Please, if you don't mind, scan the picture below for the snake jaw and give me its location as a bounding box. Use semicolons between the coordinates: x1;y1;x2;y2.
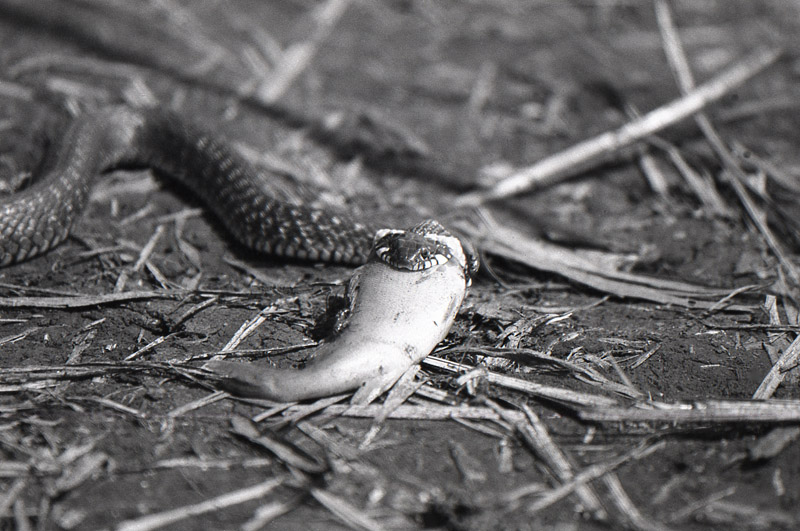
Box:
372;227;456;272
371;220;477;285
373;237;451;271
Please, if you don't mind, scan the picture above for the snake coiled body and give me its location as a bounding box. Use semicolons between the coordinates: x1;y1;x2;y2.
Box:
0;107;376;266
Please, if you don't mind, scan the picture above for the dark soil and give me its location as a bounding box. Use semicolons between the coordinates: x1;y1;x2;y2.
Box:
1;2;798;530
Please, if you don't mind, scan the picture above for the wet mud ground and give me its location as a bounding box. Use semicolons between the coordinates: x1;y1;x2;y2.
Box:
0;1;799;530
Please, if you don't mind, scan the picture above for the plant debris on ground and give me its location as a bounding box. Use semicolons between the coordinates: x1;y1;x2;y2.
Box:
0;1;799;530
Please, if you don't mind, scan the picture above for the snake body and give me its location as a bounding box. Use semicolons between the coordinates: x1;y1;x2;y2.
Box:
0;106;376;266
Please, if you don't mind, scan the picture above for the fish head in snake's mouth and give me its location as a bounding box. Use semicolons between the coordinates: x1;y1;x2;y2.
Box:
371;219;478;283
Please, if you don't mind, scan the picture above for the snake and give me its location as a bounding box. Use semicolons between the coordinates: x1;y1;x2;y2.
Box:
0;106;377;267
1;106;477;400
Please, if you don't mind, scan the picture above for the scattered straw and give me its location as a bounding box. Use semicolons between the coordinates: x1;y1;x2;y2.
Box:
215;297;299;354
455;47;780;206
461;218;757;310
425;356;620;408
578;398;800;423
167;390;229;418
752;335;800;399
310;487;384;531
282;402;527;423
485;399;606;518
654;0;799;290
505;441;664;513
231;416;327;474
115;477;286;531
0;290;184;309
249;0;353;104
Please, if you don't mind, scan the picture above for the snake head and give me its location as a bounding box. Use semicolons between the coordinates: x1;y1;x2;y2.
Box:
372;229;452;271
372;219;479;283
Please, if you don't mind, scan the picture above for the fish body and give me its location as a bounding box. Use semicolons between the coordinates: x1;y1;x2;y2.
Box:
204;222;471;403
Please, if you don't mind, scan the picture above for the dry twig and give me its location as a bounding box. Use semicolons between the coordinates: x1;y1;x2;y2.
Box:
115;477;287;531
424;356;620;407
578;398;800;423
461;217;758;310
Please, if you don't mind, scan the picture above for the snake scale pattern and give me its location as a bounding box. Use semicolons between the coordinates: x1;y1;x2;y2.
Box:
0;106;377;267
